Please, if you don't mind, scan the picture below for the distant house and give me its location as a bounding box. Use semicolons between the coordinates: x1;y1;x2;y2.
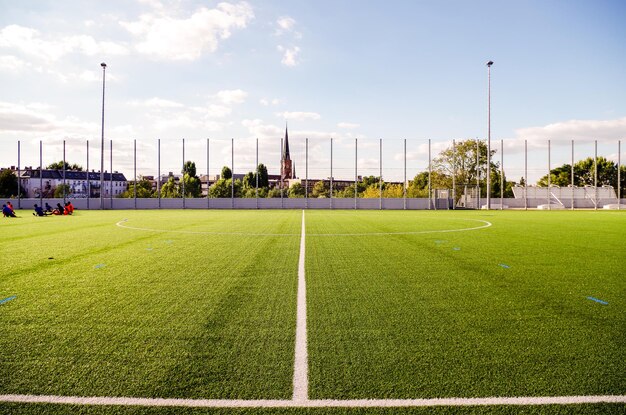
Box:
19;168;127;198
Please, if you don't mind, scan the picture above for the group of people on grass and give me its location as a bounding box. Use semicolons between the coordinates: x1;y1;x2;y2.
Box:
33;202;75;216
2;201;76;218
2;201;16;217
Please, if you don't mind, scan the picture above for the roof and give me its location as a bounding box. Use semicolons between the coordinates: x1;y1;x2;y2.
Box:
20;169;127;181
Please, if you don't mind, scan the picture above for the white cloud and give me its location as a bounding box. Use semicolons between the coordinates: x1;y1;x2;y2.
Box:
276;111;320;121
215;89;247;105
129;97;185;108
0;101;96;134
0;55;27;72
0;24;129;62
202;104;232;118
260;97;281;106
120;2;254;61
338;122;360;129
277;45;300;66
275;16;296;35
511;117;626;143
242;118;282;139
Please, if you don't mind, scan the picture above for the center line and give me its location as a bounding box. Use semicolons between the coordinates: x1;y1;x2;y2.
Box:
293;210;308;402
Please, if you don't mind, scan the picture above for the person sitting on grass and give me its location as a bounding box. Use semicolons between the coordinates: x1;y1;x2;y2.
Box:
2;204;16;218
7;201;14;213
65;201;74;215
44;202;53;213
52;203;64;215
33;204;48;217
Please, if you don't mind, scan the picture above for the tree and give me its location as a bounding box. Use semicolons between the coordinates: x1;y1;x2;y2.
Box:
242;172;256;189
221;166;232;180
311;180;328;198
121;178;154;198
209;178;242;198
0;170;18;197
209;179;230;198
183;161;197;177
256;164;269;188
288;182;305;198
160;176;180;198
537;157;623;190
47;161;83;171
383;183;404;198
432;139;505;200
361;184;380;198
54;183;70;198
267;187;282;198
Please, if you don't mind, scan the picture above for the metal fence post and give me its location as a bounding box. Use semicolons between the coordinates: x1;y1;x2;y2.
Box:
403;138;407;210
330;138;333;209
87;140;90;209
158;138;161;209
571;140;574;210
17;141;21;209
182;138;186;209
354;138;358;210
379;138;382;210
524;139;527;210
594;139;598;210
428;139;431;210
134;139;137;209
548;139;551;211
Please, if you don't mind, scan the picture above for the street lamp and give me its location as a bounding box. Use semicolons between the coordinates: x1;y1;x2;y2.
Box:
100;62;106;209
486;60;493;210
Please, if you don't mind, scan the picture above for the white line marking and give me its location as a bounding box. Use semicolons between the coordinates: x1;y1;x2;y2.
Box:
0;394;624;408
115;219;492;237
293;210;308;402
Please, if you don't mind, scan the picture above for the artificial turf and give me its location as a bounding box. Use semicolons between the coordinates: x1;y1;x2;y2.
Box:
1;208;625;415
0;210;301;399
306;210;626;399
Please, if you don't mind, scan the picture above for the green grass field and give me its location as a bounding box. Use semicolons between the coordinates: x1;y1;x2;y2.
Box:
0;209;624;414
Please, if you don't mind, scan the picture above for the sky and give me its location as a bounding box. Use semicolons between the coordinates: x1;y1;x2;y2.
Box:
1;0;625;183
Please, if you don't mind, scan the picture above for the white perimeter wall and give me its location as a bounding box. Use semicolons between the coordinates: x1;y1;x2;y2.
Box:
6;198;626;210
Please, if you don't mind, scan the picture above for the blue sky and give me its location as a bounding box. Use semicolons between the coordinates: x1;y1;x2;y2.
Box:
1;0;625;181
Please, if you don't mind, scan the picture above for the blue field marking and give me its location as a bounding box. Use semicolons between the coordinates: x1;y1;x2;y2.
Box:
94;264;106;269
586;296;608;305
0;296;16;305
499;264;510;269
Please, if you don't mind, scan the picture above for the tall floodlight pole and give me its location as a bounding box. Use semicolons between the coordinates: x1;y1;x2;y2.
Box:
500;139;504;210
486;60;493;210
379;138;382;210
100;62;106;209
428;139;432;210
231;138;234;208
157;139;161;209
39;141;43;206
207;138;210;209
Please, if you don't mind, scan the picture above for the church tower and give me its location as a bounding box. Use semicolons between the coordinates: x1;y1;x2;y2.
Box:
280;124;293;187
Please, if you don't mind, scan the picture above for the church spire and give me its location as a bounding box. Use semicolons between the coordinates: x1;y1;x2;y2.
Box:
283;122;290;160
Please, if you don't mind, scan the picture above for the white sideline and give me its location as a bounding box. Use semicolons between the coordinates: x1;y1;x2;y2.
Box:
1;394;624;408
293;210;308;401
